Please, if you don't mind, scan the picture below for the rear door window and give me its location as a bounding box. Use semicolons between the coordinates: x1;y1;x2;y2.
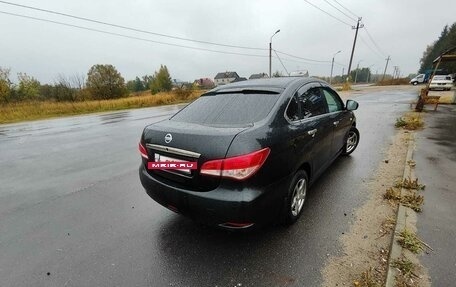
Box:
296;87;327;118
171;92;281;126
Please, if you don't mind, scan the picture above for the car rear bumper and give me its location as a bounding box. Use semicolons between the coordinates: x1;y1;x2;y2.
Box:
139;164;292;227
429;83;453;90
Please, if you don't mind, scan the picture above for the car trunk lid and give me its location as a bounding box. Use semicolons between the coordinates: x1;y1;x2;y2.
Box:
142;120;250;191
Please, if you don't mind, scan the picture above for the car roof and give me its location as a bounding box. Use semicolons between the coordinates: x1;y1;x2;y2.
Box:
209;77;325;93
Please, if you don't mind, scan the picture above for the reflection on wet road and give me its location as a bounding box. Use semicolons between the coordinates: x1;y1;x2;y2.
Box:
0;89;416;287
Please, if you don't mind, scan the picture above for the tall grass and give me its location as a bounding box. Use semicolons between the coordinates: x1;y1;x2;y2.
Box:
0;90;203;124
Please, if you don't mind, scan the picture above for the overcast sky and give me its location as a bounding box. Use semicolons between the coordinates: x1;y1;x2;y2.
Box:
1;0;455;84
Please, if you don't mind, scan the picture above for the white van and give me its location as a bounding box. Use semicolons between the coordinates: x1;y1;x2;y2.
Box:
410;74;425;85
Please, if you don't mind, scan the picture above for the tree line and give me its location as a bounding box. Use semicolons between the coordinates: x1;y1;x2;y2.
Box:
420;22;456;73
0;64;173;103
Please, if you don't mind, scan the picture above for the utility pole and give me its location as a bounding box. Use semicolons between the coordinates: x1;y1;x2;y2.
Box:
269;29;280;77
329;50;341;84
393;66;398;79
347;17;364;81
342;67;345;81
382;56;391;81
354;60;362;84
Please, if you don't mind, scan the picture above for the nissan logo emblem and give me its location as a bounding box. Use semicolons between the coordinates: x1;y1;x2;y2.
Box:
164;133;172;144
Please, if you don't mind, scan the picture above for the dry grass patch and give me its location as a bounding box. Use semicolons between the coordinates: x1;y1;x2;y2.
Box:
401;193;424;212
395;112;424;130
0;90;204;124
395;177;425;190
353;267;381;287
392;257;420;287
384;187;401;201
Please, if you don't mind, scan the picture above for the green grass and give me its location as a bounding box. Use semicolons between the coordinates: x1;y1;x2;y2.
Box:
0;90;203;124
397;229;424;254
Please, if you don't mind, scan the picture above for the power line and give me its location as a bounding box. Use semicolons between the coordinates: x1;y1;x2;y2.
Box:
322;0;357;22
273;50;290;76
274;50;331;63
0;11;269;58
362;25;387;57
303;0;352;27
332;0;359;19
359;35;385;59
0;0;267;51
274;56;330;66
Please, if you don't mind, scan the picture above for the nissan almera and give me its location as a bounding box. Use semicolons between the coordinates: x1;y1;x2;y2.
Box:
139;77;359;229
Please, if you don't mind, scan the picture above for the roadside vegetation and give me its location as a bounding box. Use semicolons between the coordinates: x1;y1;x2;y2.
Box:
0;89;202;124
0;64;204;123
395;112;424;130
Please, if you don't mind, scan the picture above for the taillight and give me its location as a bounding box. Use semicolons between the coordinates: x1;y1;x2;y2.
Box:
200;148;270;180
138;142;148;159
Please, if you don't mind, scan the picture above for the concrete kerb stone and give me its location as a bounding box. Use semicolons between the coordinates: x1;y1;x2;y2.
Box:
385;132;415;287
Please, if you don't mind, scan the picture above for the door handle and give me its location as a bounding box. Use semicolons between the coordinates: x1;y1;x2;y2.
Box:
307;129;317;137
333;120;340;126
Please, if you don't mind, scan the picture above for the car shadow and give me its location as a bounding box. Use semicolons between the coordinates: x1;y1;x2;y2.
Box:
152;155;360;286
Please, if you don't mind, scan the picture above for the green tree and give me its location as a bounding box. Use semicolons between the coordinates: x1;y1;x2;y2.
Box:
17;73;41;101
86;64;127;100
142;75;153;90
150;65;172;94
0;67;13;103
419;23;456;73
127;76;145;92
349;67;371;83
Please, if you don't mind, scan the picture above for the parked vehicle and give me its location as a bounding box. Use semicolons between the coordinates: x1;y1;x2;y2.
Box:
138;77;360;229
429;75;453;91
410;74;426;85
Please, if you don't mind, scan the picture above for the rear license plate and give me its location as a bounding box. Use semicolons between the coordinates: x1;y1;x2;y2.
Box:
149;154;197;174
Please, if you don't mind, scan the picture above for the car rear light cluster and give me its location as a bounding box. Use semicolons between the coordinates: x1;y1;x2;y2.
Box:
200;148;270;180
139;142;148;159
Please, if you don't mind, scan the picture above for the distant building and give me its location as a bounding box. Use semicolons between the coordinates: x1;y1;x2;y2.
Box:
289;70;309;77
172;79;189;89
232;77;247;83
249;73;269;80
214;71;240;86
193;78;215;89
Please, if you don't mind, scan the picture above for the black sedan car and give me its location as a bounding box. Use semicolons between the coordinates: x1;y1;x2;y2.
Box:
139;77;359;229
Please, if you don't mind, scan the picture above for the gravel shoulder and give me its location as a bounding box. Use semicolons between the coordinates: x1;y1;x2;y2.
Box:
322;130;410;286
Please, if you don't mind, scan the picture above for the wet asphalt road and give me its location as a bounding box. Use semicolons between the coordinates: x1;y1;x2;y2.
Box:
414;105;456;286
0;88;416;287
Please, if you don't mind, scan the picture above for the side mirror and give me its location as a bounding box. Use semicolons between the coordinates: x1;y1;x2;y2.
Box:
346;99;359;111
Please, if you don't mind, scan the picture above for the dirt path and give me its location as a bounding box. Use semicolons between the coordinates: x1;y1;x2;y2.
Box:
322;130;410;286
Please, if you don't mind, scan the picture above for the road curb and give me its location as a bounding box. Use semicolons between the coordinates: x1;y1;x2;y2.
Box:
385;131;415;287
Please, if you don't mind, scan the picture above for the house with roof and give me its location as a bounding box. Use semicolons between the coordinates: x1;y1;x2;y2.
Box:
193;78;215;89
214;71;240;86
249;73;269;80
232;77;247;83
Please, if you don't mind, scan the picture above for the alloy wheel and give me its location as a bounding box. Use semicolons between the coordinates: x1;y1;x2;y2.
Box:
346;131;358;153
291;178;307;217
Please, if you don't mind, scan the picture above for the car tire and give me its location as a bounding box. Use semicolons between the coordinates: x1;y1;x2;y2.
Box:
412;81;418;85
283;170;308;225
342;126;360;156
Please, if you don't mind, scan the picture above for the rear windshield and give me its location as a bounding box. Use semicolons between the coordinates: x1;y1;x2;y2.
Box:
433;75;451;80
170;92;281;126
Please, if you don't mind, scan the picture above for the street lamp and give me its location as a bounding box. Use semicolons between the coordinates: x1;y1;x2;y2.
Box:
269;29;280;77
354;60;363;84
329;50;341;84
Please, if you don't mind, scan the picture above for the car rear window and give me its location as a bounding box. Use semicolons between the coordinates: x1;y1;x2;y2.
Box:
433;75;451;80
170;92;281;126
